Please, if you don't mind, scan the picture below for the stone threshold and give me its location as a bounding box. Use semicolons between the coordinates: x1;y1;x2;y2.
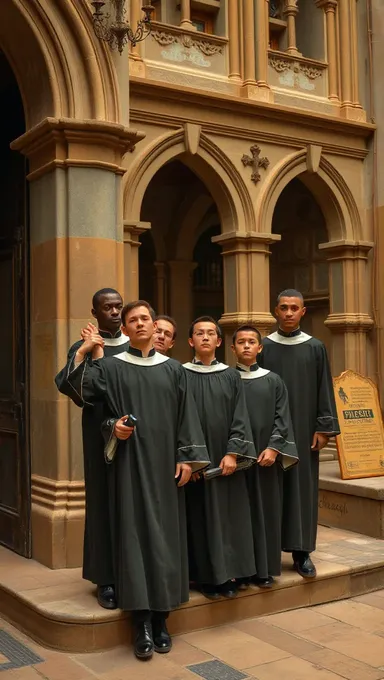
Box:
1;525;384;653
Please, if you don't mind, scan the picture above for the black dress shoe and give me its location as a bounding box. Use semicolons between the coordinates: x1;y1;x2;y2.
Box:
200;584;221;600
134;621;154;660
97;585;117;610
252;575;275;589
152;615;172;654
219;580;238;599
292;551;317;579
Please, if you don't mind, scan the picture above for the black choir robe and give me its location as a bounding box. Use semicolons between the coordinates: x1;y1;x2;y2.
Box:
55;330;129;586
237;363;298;576
183;361;261;584
259;330;340;553
66;346;209;612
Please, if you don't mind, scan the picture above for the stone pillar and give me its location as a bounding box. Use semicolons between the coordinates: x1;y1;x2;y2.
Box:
154;262;166;315
283;0;300;56
319;240;374;377
316;0;339;102
337;0;364;119
128;0;145;77
349;0;362;113
180;0;194;30
255;0;272;100
241;0;257;97
168;260;196;363
228;0;241;81
12;118;144;568
212;231;280;362
123;221;151;302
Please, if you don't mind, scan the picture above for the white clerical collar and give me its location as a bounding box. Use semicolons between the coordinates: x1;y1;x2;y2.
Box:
237;364;270;380
268;330;312;346
104;335;129;347
114;349;169;366
183;361;229;373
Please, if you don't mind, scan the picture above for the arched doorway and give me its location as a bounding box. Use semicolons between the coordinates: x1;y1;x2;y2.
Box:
270;177;332;357
0;51;30;556
139;159;224;362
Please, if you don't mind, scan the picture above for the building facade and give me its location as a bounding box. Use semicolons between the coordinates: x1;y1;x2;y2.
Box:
0;0;383;569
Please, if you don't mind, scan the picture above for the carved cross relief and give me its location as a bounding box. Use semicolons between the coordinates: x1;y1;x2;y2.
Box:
241;144;270;184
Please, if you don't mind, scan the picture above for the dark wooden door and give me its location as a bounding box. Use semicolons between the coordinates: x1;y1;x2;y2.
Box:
0;52;31;557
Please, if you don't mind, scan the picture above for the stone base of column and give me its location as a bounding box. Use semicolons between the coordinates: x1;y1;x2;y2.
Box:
240;83;274;102
340;104;367;122
31;475;85;569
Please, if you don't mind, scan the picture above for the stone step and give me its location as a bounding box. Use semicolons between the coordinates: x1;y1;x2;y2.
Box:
1;525;384;653
319;460;384;538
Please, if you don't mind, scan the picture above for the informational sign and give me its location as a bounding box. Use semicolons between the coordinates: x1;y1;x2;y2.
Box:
333;370;384;480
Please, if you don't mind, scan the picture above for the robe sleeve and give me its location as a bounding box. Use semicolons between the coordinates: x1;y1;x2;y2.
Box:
176;367;210;473
54;341;90;408
267;376;298;470
227;373;257;469
66;359;108;407
315;344;340;436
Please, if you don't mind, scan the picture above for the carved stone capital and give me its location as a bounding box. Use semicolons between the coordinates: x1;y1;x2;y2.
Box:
219;312;276;336
324;313;374;333
319;240;374;261
212;231;281;255
123;221;151;246
315;0;338;11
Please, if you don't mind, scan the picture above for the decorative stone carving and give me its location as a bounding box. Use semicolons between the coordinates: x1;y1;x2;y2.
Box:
300;64;323;80
152;30;223;56
269;56;289;73
241;144;270;184
269;55;323;81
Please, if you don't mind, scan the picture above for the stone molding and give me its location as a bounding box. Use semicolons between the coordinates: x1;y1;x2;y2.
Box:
150;21;227;56
31;475;85;518
324;313;374;332
219;312;276;335
11;118;146;181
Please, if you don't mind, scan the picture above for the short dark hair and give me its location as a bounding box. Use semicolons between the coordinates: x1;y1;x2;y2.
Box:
189;315;222;338
155;315;177;339
277;289;304;304
92;288;122;310
121;300;156;326
232;325;262;345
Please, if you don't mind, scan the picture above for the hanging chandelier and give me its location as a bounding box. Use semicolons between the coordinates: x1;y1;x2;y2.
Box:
90;1;155;54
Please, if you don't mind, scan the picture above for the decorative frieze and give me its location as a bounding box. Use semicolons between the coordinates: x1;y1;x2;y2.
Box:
269;54;323;80
152;30;223;56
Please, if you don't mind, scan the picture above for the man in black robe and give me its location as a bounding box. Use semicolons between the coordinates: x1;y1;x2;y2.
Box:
55;288;129;609
66;301;209;660
153;315;177;355
259;289;340;578
232;325;298;586
183;316;259;600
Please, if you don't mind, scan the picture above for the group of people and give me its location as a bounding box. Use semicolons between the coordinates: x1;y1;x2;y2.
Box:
55;287;339;661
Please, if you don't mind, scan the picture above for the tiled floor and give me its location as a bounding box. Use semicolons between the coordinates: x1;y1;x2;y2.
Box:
2;592;384;679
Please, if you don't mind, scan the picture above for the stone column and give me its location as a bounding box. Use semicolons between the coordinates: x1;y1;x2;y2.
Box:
241;0;257;97
154;261;166;315
128;0;145;77
255;0;272;100
349;0;362;114
12;118;144;568
180;0;194;30
228;0;241;81
283;0;300;56
316;0;339;102
123;221;151;302
319;240;374;377
168;260;196;363
338;0;355;117
212;231;280;362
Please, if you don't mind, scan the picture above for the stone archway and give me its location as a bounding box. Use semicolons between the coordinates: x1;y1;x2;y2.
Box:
258;149;374;376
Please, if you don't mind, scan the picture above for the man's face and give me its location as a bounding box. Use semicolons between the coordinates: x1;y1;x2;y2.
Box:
275;296;306;331
122;305;155;344
232;330;262;365
188;321;222;355
154;320;175;355
92;293;123;334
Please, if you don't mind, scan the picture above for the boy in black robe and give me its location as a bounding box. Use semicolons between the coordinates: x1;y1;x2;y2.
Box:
65;301;209;660
232;325;298;585
184;316;260;600
154;315;177;355
259;289;340;578
55;288;129;610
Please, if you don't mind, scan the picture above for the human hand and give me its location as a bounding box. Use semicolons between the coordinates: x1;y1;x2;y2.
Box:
219;454;237;476
175;463;193;487
114;415;135;441
257;448;278;467
77;323;105;359
311;432;329;451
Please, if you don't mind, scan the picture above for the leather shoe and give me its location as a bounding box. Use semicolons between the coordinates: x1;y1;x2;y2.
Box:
134;621;154;660
97;585;117;610
152;616;172;654
292;551;317;579
252;575;275;589
219;580;238;598
200;584;220;600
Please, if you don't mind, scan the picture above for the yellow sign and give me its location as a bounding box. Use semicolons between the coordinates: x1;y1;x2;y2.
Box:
333;370;384;479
